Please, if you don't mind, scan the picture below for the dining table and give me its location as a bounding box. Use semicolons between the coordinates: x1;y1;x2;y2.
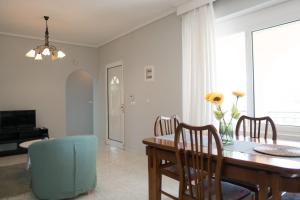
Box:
143;134;300;200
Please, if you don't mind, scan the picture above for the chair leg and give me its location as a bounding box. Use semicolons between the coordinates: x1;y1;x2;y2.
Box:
255;190;259;200
158;172;162;200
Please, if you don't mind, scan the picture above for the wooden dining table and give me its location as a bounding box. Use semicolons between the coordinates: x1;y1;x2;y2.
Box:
143;134;300;200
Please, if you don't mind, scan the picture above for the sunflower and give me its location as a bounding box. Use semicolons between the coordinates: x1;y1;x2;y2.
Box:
205;93;215;102
232;91;245;97
210;93;224;105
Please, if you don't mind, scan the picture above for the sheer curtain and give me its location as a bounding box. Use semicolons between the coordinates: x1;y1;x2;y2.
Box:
182;2;216;125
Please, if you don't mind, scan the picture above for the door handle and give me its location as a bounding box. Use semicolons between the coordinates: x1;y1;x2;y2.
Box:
120;104;125;113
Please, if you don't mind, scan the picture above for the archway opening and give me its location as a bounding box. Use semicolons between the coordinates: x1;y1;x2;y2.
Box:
66;70;93;136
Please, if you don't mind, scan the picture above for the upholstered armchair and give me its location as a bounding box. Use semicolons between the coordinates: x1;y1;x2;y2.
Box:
28;135;97;199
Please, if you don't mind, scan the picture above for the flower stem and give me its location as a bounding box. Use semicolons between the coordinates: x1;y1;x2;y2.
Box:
218;105;227;127
224;97;240;134
221;97;240;135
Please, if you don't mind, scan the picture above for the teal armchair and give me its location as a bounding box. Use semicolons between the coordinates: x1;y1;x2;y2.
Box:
28;135;97;200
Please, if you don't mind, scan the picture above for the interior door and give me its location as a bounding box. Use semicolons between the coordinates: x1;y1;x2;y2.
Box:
107;65;124;143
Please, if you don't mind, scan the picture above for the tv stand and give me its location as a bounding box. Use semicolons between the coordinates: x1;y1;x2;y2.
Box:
0;127;48;156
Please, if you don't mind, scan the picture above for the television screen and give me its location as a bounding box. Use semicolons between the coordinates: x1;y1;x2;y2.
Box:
0;110;36;129
0;112;16;128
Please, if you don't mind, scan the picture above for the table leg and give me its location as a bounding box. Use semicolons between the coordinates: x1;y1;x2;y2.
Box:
147;147;161;200
26;154;31;170
257;173;269;200
258;184;268;200
271;174;281;200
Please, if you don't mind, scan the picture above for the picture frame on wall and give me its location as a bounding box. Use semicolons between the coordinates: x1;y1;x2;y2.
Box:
144;65;154;82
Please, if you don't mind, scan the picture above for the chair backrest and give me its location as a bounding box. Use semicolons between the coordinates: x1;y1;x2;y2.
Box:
175;123;223;200
235;115;277;140
154;115;180;136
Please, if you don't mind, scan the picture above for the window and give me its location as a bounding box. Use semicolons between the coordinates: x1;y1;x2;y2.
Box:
215;0;300;137
216;32;247;117
253;21;300;126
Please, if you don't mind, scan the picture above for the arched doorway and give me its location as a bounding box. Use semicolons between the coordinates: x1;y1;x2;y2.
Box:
66;70;93;135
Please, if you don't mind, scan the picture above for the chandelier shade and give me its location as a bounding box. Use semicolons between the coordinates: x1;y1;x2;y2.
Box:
26;16;65;61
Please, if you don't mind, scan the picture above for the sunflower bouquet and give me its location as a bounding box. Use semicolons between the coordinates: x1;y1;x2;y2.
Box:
205;91;245;144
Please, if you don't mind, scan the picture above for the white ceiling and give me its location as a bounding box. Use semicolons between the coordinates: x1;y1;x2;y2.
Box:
0;0;186;48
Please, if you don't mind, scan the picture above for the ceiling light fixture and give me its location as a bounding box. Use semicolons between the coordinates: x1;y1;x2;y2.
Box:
26;16;66;61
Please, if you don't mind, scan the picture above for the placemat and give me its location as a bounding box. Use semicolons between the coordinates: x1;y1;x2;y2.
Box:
254;144;300;157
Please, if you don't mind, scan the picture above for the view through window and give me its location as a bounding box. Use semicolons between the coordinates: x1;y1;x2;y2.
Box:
253;20;300;126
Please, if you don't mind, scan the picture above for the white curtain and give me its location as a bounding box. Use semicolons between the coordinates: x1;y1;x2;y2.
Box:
182;3;216;126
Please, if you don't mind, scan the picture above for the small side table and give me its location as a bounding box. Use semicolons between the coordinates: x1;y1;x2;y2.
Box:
19;138;52;169
19;139;45;149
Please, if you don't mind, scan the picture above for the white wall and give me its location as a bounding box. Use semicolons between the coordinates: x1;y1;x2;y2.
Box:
97;14;182;151
0;35;98;138
66;70;93;136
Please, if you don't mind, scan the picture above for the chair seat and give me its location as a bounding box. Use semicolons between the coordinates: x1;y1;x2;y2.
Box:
221;181;252;200
184;180;251;200
161;163;199;181
282;193;300;200
160;162;179;180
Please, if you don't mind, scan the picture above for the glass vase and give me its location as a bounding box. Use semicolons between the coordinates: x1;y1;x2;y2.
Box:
219;121;234;145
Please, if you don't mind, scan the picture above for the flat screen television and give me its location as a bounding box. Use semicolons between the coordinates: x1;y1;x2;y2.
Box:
0;110;36;129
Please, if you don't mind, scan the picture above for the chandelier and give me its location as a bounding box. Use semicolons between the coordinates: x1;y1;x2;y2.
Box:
25;16;65;60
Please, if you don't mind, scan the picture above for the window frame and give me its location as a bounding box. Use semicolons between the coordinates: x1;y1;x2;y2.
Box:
215;0;300;139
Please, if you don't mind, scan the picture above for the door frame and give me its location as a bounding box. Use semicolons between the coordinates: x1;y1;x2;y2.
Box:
105;61;125;149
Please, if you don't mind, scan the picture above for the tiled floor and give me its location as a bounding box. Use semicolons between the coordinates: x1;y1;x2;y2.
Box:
0;145;178;200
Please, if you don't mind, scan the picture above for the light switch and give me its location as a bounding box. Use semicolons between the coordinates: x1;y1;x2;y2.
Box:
129;95;136;105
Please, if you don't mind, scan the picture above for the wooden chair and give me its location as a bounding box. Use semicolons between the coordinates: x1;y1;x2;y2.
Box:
154;115;180;136
235;115;277;140
234;115;277;199
175;123;252;200
154;115;181;199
